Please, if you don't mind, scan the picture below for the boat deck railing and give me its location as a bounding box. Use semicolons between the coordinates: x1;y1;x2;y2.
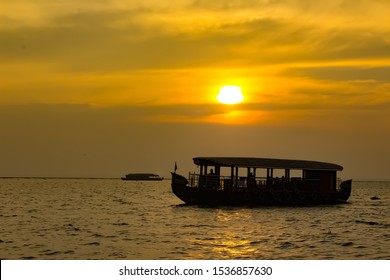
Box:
188;173;343;191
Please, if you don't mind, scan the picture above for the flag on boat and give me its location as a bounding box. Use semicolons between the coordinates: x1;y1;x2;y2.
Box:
174;161;177;173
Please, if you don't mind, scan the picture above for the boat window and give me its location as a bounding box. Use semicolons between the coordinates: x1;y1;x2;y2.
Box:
290;169;302;178
236;168;247;178
219;168;231;177
255;168;267;179
272;169;285;178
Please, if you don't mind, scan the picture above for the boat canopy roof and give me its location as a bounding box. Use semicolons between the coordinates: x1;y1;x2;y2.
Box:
193;157;343;171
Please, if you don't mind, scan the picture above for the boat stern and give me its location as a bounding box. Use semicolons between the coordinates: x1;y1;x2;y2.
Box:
338;179;352;201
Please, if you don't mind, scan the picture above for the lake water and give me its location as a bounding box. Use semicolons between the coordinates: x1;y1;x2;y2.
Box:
0;178;389;259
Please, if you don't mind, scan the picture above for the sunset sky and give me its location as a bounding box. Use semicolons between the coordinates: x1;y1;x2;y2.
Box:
1;0;389;179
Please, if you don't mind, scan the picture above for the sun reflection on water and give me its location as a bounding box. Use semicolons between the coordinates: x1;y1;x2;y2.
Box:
186;209;274;259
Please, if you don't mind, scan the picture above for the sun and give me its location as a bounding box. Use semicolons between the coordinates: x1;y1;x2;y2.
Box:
217;85;244;104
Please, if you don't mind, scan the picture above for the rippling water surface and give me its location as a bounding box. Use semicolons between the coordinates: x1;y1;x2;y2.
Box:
0;178;389;259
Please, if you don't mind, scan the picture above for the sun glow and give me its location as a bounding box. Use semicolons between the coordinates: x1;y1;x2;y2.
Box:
217;85;244;104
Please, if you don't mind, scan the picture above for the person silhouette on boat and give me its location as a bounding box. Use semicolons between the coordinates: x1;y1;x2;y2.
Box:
248;172;256;189
207;169;219;189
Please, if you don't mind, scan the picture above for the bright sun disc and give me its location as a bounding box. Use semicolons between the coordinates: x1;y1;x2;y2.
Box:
217;86;244;104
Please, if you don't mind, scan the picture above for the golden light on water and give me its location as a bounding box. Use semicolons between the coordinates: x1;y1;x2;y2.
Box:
185;210;267;259
217;85;244;104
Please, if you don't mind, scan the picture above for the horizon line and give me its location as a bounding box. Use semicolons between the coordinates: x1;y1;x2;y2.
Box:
0;176;388;182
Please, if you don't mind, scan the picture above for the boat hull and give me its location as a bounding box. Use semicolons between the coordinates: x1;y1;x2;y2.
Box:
121;177;164;181
172;173;351;206
121;173;164;181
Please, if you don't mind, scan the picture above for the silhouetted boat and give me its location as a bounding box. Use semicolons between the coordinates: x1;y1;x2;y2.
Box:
171;157;352;206
121;173;164;181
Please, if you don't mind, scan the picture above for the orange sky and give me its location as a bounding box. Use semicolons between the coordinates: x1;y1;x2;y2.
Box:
1;1;389;179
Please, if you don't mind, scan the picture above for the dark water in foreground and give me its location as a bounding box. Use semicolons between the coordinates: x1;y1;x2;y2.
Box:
0;179;389;259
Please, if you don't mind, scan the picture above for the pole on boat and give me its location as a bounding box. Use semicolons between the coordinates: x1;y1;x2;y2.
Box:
235;166;239;188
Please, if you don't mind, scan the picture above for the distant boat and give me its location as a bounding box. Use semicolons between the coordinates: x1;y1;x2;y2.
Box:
121;173;164;181
171;157;352;206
